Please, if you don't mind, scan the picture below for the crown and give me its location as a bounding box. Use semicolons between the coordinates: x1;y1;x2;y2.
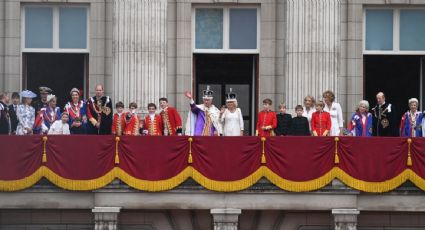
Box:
202;85;214;99
225;88;237;102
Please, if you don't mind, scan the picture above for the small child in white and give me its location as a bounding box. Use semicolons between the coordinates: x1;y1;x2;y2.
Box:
48;112;70;135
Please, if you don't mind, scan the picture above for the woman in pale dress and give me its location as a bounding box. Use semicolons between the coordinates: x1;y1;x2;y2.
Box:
302;95;316;131
220;89;244;136
322;90;344;136
16;90;37;135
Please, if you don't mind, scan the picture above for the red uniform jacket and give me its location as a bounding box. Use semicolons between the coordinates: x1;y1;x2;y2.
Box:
311;111;331;136
160;107;183;136
124;112;140;136
256;110;277;136
143;114;163;136
111;113;126;136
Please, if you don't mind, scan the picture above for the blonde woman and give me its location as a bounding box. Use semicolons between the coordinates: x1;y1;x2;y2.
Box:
220;89;244;136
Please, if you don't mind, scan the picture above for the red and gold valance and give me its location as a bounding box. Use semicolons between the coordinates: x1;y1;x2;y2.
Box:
1;135;424;193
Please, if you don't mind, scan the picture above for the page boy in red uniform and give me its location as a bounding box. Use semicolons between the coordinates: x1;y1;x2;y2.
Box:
256;98;277;136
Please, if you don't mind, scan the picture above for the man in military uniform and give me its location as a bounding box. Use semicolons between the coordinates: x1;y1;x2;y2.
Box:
33;86;52;115
371;92;398;136
86;84;113;135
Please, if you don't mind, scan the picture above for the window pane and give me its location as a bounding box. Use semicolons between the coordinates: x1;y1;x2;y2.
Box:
365;10;393;51
195;9;223;49
229;9;257;49
25;7;53;48
400;10;425;51
59;7;88;49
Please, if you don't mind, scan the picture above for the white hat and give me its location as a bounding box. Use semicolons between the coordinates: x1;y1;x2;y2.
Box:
46;94;56;102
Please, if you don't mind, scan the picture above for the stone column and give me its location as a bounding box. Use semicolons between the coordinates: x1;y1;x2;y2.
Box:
92;207;121;230
332;209;360;230
211;208;242;230
112;0;167;112
285;0;341;110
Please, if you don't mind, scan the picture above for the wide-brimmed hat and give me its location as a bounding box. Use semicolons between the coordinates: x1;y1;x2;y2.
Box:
20;90;37;98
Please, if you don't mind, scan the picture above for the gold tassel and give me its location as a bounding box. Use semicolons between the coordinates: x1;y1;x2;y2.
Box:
188;137;193;164
407;138;412;166
261;137;266;164
42;136;48;163
334;137;339;164
115;136;120;164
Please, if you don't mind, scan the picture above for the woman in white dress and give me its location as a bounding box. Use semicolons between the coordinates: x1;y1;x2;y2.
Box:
322;90;344;136
302;95;316;131
220;89;244;136
16;90;37;135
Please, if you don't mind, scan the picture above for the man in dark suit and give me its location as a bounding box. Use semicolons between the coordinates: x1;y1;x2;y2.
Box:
371;92;398;136
0;93;10;134
8;92;19;134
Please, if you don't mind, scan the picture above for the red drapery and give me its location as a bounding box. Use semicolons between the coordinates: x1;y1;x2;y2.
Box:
1;135;424;192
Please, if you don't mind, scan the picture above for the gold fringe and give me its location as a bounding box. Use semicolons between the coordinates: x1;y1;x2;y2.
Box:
0;167;44;191
115;136;120;164
264;167;336;192
43;167;116;191
335;167;409;193
42;136;48;163
334;137;339;164
261;137;266;164
117;167;191;191
408;169;425;190
188;137;193;164
191;167;264;192
407;138;412;166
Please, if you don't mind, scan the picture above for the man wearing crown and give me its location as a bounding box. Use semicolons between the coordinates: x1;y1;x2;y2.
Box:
184;86;222;136
86;84;113;135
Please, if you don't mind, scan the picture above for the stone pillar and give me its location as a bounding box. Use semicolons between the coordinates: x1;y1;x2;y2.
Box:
285;0;341;110
211;208;242;230
92;207;121;230
332;209;360;230
112;0;167;113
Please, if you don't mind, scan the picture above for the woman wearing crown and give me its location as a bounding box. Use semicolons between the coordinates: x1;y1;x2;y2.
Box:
64;88;88;134
184;86;222;136
220;88;244;136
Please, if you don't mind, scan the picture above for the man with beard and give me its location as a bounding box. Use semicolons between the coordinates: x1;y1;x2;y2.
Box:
86;84;113;135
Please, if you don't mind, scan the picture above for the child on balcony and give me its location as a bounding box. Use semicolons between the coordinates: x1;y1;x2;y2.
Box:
143;103;163;136
290;105;310;136
311;101;331;136
256;98;277;136
124;102;140;136
48;112;70;135
275;103;292;136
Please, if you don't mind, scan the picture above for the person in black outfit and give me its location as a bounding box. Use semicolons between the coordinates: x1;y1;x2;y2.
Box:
69;117;87;134
0;93;11;134
275;103;292;136
8;92;19;134
290;105;310;136
371;92;398;136
86;84;113;135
